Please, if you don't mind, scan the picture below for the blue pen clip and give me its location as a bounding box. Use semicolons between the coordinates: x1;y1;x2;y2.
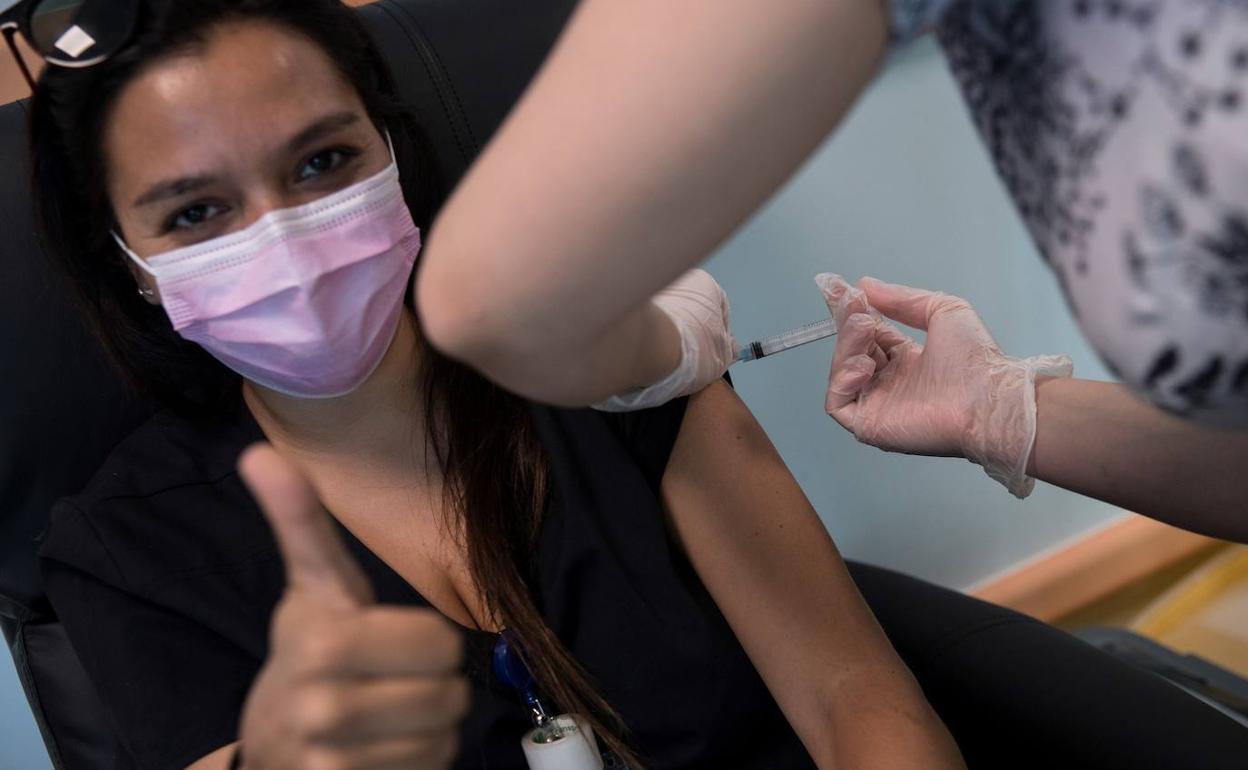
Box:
493;630;559;732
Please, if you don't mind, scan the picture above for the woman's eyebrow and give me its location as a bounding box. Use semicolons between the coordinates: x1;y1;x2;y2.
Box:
133;175;217;208
283;111;362;156
130;112;362;209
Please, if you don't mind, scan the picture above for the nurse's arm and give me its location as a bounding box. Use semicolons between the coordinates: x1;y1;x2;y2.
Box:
416;0;888;406
661;381;965;769
1031;377;1248;543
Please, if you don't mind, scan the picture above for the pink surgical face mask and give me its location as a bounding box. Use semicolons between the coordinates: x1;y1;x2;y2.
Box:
116;142;421;399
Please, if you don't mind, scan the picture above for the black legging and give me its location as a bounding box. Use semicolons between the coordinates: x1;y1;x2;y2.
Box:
848;562;1248;769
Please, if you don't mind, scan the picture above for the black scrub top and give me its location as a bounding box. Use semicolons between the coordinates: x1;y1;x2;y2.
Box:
38;397;816;770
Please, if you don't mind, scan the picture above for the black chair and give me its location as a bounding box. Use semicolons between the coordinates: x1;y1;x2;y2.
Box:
1;80;151;770
2;1;1246;768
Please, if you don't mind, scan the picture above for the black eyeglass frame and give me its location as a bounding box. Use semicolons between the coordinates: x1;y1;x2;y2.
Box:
1;0;139;93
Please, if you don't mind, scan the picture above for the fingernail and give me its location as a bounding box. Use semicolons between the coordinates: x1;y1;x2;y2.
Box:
814;272;847;292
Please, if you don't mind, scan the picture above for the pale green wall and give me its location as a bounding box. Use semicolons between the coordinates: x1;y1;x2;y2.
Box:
1;650;50;769
705;38;1125;590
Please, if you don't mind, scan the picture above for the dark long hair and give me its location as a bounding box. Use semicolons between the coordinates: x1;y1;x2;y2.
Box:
28;1;639;764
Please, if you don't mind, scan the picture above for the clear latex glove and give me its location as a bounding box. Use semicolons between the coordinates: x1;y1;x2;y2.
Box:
815;274;1073;499
592;268;736;412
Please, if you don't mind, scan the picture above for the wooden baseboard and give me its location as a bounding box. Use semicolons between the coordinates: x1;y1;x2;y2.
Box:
969;515;1222;622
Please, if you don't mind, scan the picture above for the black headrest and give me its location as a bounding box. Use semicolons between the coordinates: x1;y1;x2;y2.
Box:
0;100;150;622
359;0;577;187
0;0;577;622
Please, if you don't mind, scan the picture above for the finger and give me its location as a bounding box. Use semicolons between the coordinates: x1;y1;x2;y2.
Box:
814;272;851;313
300;607;465;679
874;321;913;354
303;733;460;770
827;399;858;437
868;341;888;371
815;273;875;327
652;269;734;372
299;676;469;744
826;352;876;416
656;269;723;320
829;312;877;374
664;267;716;294
859;276;962;332
239;443;373;607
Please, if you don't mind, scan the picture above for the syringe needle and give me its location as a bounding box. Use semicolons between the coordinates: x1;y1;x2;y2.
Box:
735;317;838;363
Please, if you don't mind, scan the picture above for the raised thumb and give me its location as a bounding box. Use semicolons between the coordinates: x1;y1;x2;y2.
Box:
239;443;373;608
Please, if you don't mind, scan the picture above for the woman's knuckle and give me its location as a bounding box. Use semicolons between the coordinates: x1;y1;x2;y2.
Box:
416;733;460;767
437;733;462;766
302;747;349;770
442;677;471;717
410;678;447;714
296;687;345;739
415;614;462;667
298;629;351;674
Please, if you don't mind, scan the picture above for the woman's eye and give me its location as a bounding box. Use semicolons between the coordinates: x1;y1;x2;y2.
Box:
297;148;355;181
166;203;225;232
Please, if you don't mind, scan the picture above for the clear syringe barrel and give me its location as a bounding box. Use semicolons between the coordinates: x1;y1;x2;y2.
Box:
736;317;837;363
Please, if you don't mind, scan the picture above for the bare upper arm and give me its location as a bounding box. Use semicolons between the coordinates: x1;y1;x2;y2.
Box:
659;380;937;762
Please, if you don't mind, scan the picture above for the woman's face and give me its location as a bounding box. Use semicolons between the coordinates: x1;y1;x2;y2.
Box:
105;20;390;263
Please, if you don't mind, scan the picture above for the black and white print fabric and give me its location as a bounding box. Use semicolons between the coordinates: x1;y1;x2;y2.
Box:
932;0;1248;424
889;0;959;46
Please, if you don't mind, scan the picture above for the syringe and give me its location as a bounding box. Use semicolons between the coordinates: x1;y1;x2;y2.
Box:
735;317;837;363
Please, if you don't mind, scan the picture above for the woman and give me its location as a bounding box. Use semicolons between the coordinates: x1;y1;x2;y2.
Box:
26;1;962;768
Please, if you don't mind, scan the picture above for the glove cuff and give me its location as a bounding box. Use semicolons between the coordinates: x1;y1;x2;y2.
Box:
590;321;697;412
964;353;1074;499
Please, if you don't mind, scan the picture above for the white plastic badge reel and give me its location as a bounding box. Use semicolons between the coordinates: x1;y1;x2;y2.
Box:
522;713;603;770
493;631;605;770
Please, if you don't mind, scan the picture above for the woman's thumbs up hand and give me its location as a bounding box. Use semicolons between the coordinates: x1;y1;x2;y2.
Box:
235;444;468;770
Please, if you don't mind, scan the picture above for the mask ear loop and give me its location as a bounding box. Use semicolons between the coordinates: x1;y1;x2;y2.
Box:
110;231;161;300
383;128;397;165
111;230;152;270
103;231;161;308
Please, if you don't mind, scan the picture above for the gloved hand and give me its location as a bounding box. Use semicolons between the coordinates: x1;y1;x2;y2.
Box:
593;269;736;412
816;274;1073;499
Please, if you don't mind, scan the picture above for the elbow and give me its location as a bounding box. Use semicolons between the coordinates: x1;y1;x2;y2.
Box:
415;238;539;374
417;266;485;361
417;265;503;367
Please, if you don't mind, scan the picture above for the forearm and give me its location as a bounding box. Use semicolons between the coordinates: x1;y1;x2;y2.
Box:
817;675;964;770
417;0;887;396
664;382;962;767
424;295;682;406
1029;377;1248;542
